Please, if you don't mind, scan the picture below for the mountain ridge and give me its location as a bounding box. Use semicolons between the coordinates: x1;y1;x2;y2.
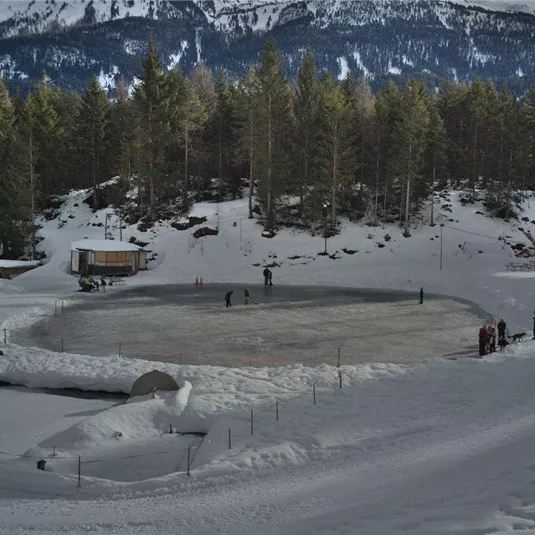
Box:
1;1;535;93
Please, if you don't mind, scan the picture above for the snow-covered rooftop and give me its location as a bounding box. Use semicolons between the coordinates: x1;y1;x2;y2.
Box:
0;260;40;268
71;239;142;252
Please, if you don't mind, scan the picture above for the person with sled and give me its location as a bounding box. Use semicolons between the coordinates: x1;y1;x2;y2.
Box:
478;325;488;357
244;288;250;305
263;267;270;286
225;290;233;308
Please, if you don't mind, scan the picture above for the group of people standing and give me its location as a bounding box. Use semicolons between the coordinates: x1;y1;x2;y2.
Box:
224;268;275;307
478;319;507;356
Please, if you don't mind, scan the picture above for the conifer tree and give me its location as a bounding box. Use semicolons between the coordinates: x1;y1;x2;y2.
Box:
294;45;321;225
390;80;430;235
424;100;448;225
133;38;169;219
317;75;356;228
78;75;111;208
254;37;294;232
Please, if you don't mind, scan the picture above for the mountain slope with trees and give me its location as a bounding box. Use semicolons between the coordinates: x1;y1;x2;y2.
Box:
1;37;535;260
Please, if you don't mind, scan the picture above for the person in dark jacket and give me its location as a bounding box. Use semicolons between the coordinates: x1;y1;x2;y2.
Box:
479;326;488;357
244;288;250;305
419;287;424;304
268;269;273;286
225;290;233;307
497;319;506;339
263;268;269;286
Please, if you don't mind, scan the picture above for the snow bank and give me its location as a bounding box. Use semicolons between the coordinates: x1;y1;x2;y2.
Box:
0;344;411;397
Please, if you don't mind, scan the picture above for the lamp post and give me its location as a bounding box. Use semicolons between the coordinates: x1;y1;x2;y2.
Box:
440;223;444;271
322;202;330;254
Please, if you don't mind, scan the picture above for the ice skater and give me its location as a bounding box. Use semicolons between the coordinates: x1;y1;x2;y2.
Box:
419;287;424;304
225;290;233;308
244;288;250;305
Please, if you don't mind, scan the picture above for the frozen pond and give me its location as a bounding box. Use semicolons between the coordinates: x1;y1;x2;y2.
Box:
11;284;487;366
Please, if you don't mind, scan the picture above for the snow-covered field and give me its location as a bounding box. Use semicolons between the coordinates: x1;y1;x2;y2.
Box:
2;186;535;533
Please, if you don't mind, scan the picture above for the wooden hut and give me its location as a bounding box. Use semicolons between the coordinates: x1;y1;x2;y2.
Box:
0;260;41;279
70;239;148;276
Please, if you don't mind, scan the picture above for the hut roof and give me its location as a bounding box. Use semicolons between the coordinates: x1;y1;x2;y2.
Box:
71;239;144;252
0;260;41;268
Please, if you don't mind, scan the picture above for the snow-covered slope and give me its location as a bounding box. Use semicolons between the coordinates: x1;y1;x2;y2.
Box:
3;186;535;532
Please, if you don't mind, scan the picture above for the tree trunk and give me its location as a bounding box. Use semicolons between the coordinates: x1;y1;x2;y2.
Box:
404;142;412;234
248;111;254;219
29;124;36;260
266;94;274;231
430;160;436;226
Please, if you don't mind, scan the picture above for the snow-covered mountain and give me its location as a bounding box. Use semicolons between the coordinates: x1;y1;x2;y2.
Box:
1;0;535;92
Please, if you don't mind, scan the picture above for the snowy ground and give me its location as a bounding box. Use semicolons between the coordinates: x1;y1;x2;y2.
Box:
11;284;485;365
2;186;535;533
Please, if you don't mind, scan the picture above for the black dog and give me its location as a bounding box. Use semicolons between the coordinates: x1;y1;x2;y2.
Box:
510;332;526;343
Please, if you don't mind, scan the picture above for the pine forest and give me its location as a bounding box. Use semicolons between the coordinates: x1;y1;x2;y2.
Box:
2;37;535;259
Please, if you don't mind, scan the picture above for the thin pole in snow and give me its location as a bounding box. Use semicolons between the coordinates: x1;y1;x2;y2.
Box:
440;224;444;271
276;401;279;421
3;329;6;346
228;429;232;450
77;456;81;488
339;371;342;389
313;383;316;405
61;338;64;353
250;409;254;435
186;446;191;476
337;348;341;368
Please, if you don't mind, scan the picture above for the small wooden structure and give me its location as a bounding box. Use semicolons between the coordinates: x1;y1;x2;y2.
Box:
70;239;148;276
0;260;41;279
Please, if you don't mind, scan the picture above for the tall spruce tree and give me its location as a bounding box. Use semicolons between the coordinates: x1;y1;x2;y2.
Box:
133;38;169;219
424;100;448;225
78;75;110;209
254;37;294;232
294;45;321;226
390;80;430;235
317;74;356;228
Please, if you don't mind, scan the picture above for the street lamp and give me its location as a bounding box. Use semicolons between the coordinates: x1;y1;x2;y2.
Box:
322;202;330;254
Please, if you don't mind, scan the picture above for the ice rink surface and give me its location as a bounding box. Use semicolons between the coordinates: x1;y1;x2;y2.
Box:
12;285;487;366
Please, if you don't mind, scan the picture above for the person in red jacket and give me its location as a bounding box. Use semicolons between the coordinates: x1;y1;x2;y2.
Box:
479;326;488;357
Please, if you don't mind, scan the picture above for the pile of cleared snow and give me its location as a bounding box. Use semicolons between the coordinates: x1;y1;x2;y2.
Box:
0;344;411;399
